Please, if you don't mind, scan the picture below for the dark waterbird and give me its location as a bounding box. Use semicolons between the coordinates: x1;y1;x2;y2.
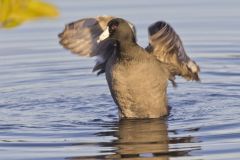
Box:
58;16;200;119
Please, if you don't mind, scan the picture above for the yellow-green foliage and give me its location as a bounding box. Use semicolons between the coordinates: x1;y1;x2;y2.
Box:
0;0;59;28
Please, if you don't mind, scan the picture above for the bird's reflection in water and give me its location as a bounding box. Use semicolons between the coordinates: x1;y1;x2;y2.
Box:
69;119;200;160
112;119;169;159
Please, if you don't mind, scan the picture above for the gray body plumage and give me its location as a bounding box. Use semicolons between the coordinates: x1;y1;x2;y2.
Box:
105;46;170;118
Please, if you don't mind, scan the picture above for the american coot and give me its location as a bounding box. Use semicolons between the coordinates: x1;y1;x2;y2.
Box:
59;16;200;119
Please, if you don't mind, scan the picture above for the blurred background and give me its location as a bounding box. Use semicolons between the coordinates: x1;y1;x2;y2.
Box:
0;0;240;160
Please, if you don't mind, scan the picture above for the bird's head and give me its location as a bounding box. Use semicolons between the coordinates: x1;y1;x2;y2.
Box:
98;18;136;43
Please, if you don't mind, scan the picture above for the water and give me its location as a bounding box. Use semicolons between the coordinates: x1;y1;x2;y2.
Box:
0;0;240;159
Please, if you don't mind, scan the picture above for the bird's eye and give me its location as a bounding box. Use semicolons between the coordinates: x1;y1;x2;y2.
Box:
108;20;119;33
110;24;118;31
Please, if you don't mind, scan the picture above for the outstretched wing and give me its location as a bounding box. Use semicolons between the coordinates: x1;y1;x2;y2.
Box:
146;21;200;81
58;16;114;57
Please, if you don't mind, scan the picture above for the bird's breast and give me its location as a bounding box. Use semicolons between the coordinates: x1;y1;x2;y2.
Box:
105;56;169;118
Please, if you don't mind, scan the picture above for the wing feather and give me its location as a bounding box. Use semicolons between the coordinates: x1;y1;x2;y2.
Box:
146;21;200;81
58;16;114;57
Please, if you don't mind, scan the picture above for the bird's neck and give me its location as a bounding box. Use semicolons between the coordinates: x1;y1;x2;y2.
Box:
116;41;150;62
118;41;138;56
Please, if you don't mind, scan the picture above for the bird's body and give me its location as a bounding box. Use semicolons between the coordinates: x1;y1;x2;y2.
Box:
106;45;170;118
59;16;200;119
